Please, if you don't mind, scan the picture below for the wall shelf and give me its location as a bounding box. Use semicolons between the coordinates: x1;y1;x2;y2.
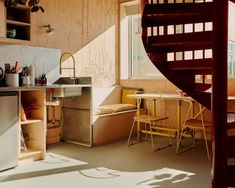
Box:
20;119;43;125
7;20;30;26
0;37;29;44
0;1;31;42
20;148;43;161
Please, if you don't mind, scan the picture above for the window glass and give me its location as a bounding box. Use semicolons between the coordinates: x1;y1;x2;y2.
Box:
228;41;235;77
120;1;163;79
131;14;163;78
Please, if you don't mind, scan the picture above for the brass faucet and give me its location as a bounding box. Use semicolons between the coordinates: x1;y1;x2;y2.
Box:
60;52;76;78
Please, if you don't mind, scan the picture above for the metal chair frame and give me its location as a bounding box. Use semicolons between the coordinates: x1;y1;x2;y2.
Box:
176;100;211;159
127;97;172;151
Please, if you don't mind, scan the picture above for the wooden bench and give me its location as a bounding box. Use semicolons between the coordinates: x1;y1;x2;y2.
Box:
92;86;143;146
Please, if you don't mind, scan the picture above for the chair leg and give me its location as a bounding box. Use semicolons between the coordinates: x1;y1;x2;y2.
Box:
176;129;184;154
127;120;136;146
144;122;148;140
202;127;210;160
176;127;195;154
167;119;172;146
149;123;156;151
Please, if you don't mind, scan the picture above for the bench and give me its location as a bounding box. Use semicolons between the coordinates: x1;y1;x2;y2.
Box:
92;85;143;146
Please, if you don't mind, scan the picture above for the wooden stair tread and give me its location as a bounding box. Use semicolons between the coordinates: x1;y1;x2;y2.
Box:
144;2;214;15
142;13;212;27
194;84;212;93
146;42;212;53
148;31;212;47
168;59;213;73
225;135;235;158
226;165;235;187
227;122;235;129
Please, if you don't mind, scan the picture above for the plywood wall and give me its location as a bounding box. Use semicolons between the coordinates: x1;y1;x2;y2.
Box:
29;0;118;87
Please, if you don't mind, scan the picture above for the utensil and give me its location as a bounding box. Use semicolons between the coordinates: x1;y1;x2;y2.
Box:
14;61;19;73
0;67;4;80
5;64;10;74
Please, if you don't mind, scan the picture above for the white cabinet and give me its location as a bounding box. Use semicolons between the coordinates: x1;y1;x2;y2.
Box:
0;92;19;171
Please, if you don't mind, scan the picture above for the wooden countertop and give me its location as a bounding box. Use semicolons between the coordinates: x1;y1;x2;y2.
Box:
0;84;92;91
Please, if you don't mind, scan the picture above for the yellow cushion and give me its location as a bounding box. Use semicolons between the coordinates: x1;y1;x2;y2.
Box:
121;89;137;105
95;104;137;115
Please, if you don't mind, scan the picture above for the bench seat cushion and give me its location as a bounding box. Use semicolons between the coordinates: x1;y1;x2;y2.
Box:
95;103;137;115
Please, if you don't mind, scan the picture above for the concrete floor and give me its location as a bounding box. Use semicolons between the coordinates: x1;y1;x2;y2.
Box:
0;138;211;188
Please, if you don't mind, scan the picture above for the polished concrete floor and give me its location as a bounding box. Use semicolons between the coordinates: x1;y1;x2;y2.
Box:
0;138;211;188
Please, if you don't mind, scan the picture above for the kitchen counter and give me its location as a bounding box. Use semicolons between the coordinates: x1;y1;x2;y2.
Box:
0;84;92;91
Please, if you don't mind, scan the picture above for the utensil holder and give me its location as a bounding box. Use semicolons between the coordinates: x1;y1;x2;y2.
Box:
6;73;19;87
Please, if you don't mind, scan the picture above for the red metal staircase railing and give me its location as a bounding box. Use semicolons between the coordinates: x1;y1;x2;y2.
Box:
140;0;234;187
141;0;213;110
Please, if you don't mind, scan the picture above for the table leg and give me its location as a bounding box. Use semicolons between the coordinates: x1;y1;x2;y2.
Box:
177;100;182;143
137;98;141;140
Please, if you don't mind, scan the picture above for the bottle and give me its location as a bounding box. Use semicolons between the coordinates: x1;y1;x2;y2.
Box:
29;64;35;86
44;74;47;85
40;74;44;86
41;74;47;86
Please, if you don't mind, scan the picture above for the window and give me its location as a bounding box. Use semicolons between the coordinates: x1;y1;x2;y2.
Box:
120;1;235;79
228;41;235;77
120;1;163;79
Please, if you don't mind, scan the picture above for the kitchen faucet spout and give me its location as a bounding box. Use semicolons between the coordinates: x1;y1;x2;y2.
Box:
60;52;76;78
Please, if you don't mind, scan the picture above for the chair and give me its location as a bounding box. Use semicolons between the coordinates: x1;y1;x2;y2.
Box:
127;96;172;151
176;100;211;159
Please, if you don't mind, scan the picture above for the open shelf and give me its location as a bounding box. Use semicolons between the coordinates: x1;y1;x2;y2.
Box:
20;148;43;161
20;90;46;162
20;119;43;125
0;36;29;44
7;19;30;26
5;4;31;41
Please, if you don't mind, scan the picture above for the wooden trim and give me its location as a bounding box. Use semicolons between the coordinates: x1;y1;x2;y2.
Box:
0;1;6;37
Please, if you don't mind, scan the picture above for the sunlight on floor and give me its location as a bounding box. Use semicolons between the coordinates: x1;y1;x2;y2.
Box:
0;153;195;188
0;153;87;181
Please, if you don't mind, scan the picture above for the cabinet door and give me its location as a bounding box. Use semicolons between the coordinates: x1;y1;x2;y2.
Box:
0;93;19;171
0;1;6;38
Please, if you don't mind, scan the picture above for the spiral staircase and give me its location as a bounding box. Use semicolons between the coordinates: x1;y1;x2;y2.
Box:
140;0;235;187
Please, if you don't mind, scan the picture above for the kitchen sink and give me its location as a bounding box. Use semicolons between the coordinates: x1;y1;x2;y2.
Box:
53;77;77;85
52;77;82;98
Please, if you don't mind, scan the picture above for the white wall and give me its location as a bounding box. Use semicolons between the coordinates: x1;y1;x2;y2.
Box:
0;45;61;84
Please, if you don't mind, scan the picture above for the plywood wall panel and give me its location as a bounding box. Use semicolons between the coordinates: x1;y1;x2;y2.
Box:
0;1;6;37
28;0;117;87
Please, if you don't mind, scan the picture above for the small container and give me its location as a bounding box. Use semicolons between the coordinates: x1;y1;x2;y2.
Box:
22;76;30;86
7;29;16;38
6;73;19;87
41;74;47;86
29;64;35;86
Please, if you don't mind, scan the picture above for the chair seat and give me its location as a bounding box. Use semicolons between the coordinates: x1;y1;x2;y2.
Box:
185;119;211;130
127;95;172;151
134;114;168;123
176;100;211;159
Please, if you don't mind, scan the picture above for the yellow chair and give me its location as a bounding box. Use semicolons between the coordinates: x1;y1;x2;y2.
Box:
127;97;172;151
176;100;211;159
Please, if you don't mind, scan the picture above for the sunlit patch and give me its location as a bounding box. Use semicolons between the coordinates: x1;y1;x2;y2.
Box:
0;153;87;180
79;167;195;187
0;165;196;187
